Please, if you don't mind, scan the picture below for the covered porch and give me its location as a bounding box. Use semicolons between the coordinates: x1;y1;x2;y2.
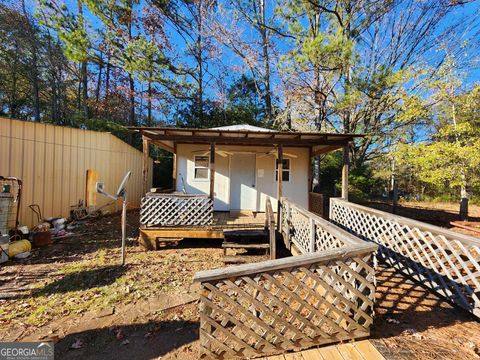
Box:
130;125;360;247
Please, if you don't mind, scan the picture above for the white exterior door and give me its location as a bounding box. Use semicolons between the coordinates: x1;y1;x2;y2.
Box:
230;154;256;210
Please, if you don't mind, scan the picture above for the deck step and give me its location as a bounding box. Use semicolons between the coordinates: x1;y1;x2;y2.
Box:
223;229;268;242
222;242;270;249
223;255;251;264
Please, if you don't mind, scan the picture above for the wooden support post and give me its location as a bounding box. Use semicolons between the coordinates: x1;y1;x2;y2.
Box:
341;145;349;201
277;144;283;228
209;142;215;201
172;143;177;190
309;217;315;253
308;147;313;211
143;136;150;195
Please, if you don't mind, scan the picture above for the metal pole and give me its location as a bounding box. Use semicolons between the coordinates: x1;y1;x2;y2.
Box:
121;194;127;266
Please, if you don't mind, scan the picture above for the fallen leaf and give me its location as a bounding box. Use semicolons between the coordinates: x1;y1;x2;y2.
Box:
70;338;83;349
121;339;130;346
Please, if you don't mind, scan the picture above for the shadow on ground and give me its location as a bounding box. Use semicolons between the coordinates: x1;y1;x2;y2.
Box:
54;319;199;360
370;264;480;359
34;265;127;296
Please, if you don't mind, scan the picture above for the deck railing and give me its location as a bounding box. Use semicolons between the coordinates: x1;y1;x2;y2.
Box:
330;198;480;318
194;198;378;359
193;244;377;359
265;198;276;259
140;193;213;227
280;198;364;254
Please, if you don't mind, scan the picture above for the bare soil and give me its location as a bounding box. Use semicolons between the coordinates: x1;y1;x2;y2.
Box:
366;200;480;237
0;206;479;359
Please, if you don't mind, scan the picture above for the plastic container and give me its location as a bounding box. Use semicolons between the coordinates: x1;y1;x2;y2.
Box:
8;239;31;258
0;193;14;235
0;234;8;264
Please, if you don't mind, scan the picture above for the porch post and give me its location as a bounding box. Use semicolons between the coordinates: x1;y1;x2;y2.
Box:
172;143;177;190
143;135;150;195
277;144;283;227
341;145;349;200
209;142;215;201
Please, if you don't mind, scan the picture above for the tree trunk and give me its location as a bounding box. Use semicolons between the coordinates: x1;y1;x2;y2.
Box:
128;73;135;127
95;53;103;104
459;177;468;221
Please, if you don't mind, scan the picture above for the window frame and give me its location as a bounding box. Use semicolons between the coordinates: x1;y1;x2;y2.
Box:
275;158;291;182
193;155;210;181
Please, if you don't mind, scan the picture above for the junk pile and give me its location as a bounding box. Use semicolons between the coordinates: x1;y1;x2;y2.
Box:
0;176;76;264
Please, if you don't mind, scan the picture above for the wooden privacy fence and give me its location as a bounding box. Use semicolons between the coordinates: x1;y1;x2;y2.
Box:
0;117;152;228
330;198;480;318
140;193;213;227
194;198;378;359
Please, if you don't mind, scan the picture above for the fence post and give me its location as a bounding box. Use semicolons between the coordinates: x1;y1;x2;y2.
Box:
285;201;291;249
309;217;316;253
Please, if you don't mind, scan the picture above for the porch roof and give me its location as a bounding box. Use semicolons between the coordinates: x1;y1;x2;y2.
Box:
128;125;364;156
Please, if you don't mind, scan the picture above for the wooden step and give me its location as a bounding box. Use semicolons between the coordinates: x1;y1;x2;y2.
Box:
223;255;251;264
223;230;267;242
222;242;269;249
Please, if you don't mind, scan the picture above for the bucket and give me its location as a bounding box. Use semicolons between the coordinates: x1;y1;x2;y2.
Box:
0;234;8;264
8;239;31;258
0;193;14;235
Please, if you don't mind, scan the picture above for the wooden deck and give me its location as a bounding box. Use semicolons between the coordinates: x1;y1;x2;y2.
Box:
263;340;386;360
139;211;267;246
213;211;266;230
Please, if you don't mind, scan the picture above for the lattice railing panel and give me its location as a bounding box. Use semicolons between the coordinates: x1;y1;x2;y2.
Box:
330;198;480;318
140;194;213;227
194;248;377;359
281;199;351;254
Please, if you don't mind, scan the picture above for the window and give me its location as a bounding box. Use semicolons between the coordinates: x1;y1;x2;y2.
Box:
194;155;209;179
275;159;290;182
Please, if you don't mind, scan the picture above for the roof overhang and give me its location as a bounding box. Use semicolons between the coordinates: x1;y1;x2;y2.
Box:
128;126;364;156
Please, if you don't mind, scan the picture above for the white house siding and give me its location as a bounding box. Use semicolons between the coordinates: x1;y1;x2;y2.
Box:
175;144;309;212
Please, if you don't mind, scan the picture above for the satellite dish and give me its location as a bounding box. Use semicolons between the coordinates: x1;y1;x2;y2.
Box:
116;171;131;198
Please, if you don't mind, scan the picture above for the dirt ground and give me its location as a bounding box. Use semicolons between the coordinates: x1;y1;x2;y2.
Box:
0;206;479;359
367;200;480;236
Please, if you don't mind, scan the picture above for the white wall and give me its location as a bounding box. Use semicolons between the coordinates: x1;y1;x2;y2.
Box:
175;144;309;211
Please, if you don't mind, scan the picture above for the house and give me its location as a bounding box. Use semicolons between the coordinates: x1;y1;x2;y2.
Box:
129;124;361;247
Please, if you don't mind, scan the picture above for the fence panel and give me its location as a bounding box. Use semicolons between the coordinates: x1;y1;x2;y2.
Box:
194;246;377;359
330;197;480;318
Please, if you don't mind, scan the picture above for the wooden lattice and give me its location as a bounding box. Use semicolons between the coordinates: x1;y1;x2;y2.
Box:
330;198;480;318
140;193;213;227
281;199;359;254
194;247;377;359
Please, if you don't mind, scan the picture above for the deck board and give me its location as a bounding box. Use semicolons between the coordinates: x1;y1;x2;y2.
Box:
140;211;267;241
264;341;386;360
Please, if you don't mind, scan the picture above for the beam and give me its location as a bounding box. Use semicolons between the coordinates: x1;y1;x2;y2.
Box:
144;133;351;147
277;144;283;226
209;142;215;201
341;145;349;200
143;136;150;195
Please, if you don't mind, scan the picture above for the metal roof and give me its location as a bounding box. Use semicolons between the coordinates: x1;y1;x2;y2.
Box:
128;126;364;156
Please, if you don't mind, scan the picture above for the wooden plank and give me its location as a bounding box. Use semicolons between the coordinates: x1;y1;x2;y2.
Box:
337;343;367;360
317;345;345;360
143;136;150;195
195;241;375;280
140;228;224;239
354;341;386;360
209;142;215;200
299;348;325;360
341;145;349;200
